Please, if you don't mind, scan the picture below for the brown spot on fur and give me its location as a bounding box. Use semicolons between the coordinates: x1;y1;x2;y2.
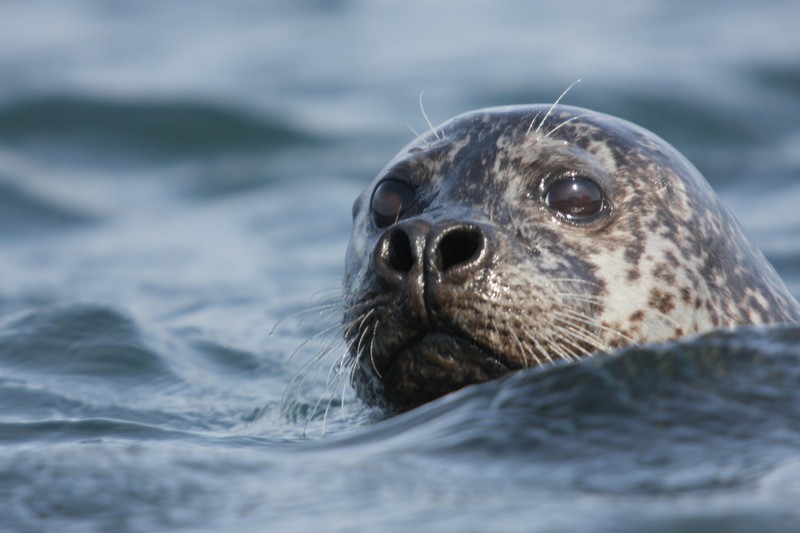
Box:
649;288;676;314
629;310;645;322
624;243;644;265
665;251;681;268
627;268;641;281
680;287;692;304
652;263;677;284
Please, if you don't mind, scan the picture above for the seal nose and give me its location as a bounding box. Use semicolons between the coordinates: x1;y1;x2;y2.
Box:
373;220;487;286
432;225;485;274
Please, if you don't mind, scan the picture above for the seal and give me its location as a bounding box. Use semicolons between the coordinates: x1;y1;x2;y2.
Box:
342;104;800;412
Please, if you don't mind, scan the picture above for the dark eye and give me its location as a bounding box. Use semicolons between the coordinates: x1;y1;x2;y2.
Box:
544;174;605;221
370;178;416;228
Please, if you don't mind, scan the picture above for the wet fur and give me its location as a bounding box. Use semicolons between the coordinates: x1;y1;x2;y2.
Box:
341;105;800;412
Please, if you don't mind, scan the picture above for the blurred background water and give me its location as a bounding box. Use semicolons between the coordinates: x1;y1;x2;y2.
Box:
2;1;800;531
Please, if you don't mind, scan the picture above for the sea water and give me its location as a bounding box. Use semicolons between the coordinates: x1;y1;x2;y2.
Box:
2;1;800;531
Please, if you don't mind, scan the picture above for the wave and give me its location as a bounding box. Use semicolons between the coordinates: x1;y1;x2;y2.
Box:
0;95;317;161
320;325;800;492
0;304;172;381
0;175;95;236
2;302;799;531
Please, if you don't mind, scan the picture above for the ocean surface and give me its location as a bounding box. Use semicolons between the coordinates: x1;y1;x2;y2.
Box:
2;1;800;531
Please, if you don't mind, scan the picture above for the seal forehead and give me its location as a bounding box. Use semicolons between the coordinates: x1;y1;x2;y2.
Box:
395;105;654;180
373;104;718;251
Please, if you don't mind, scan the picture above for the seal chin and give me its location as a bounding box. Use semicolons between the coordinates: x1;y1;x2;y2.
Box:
379;332;516;411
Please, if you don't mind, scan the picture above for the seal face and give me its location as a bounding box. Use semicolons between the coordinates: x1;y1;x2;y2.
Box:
343;105;800;412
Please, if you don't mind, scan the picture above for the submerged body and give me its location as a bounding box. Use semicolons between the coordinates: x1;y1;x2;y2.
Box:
342;105;800;411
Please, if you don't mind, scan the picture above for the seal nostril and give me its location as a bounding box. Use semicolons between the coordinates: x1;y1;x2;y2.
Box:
436;228;482;272
387;230;414;273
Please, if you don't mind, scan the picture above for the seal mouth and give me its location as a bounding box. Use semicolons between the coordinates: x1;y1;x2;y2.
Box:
402;332;512;369
378;331;519;411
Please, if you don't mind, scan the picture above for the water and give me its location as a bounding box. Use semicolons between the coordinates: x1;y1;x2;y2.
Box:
2;1;800;531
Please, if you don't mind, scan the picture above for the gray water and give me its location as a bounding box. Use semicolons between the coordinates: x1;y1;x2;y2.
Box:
2;1;800;531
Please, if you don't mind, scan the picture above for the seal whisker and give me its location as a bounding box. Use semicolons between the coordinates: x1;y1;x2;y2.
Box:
558;330;594;361
562;339;589;362
282;326;345;408
322;372;344;425
306;382;336;436
522;328;555;365
368;320;382;378
306;287;344;306
533;78;582;138
525;110;542;138
552;304;609;335
541;335;577;363
544;114;586;140
551;325;604;358
340;357;356;419
516;326;549;366
542;327;582;362
282;324;342;381
551;308;635;345
553;292;605;305
302;306;347;339
325;340;351;388
307;344;361;436
282;299;373;421
418;91;444;142
405;122;429;147
299;355;336;430
353;309;377;365
547;277;605;288
345;350;360;387
323;360;355;435
340;296;384;315
341;306;376;339
507;326;531;368
269;300;341;336
283;336;345;413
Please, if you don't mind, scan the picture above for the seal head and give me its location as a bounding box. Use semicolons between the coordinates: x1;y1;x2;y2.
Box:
343;105;800;411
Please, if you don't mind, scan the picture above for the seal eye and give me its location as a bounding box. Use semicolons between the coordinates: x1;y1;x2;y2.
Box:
545;174;604;221
370;178;416;228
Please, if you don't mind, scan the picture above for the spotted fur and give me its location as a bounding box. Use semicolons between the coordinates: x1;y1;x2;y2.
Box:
343;105;800;411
